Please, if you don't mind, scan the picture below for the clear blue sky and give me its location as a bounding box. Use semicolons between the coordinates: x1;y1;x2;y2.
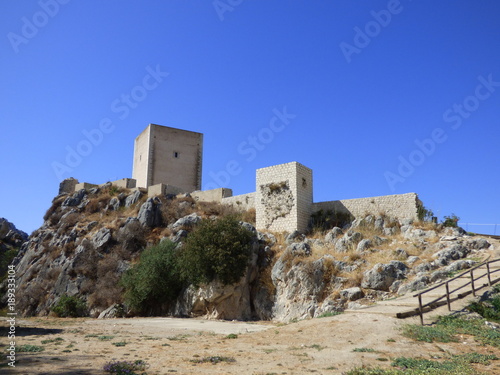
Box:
1;0;499;235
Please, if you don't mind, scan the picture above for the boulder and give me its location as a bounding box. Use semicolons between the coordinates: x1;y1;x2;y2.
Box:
92;227;112;250
286;242;311;257
108;197;120;211
98;304;124;319
340;287;364;301
240;221;256;234
335;231;363;253
170;229;188;243
433;244;470;265
137;198;162;227
445;259;476;273
285;230;304;244
171;212;201;229
62;189;86;207
404;228;438;241
325;227;343;243
397;276;430;295
407;256;420;265
356;239;372;253
125;189;142;207
467;238;491;250
361;261;409;291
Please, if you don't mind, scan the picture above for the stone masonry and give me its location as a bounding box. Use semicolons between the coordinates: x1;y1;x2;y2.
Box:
255;162;313;233
69;125;421;234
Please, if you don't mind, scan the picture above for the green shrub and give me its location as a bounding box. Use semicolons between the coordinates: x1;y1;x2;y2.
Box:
310;209;353;231
0;246;18;283
179;216;254;286
417;203;434;222
467;289;500;321
442;214;460;227
121;240;182;315
51;295;87;317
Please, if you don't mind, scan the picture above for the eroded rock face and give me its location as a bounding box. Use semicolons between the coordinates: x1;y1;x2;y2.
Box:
270;252;345;322
171;241;259;320
361;261;409;291
0;218;28;246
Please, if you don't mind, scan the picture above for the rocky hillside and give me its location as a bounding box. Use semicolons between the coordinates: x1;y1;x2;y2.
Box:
6;181;496;322
0;218;28;281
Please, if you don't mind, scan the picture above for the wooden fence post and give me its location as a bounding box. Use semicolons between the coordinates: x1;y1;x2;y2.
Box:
418;294;423;325
470;270;475;297
445;282;451;311
487;263;492;286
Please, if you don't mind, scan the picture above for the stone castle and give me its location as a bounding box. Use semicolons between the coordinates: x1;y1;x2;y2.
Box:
66;124;421;232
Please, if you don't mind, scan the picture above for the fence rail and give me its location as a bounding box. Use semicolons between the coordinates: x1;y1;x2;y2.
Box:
396;258;500;324
460;222;499;235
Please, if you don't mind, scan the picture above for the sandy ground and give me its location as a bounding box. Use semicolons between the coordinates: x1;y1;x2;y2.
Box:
2;308;500;375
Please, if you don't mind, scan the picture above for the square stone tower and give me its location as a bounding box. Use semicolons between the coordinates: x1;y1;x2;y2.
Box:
132;124;203;191
256;162;313;233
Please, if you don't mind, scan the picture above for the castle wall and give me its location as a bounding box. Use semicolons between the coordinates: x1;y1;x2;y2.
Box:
256;162;312;233
147;183;185;197
312;192;419;221
192;188;233;203
222;192;255;211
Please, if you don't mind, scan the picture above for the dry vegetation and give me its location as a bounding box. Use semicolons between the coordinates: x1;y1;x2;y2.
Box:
262;214;455;302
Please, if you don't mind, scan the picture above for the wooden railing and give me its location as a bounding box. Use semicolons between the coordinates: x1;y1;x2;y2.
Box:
396;258;500;325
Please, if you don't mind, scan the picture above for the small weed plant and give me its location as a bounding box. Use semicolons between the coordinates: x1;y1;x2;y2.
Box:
17;344;44;352
316;311;342;318
190;356;236;364
353;347;376;353
103;360;148;375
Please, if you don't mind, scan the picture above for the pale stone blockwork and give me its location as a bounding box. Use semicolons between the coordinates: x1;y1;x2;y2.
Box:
312;193;419;221
147;183;185;197
74;182;98;191
192;188;233;203
110;178;136;189
132;124;203;191
222;193;255;211
256;162;313;233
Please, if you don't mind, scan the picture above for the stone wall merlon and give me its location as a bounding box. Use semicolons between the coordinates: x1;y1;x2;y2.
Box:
110;178;137;189
147;183;185;197
74;182;99;191
192;188;233;203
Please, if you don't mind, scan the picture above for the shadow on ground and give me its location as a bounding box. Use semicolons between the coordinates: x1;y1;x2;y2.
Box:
0;325;64;336
10;354;103;375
